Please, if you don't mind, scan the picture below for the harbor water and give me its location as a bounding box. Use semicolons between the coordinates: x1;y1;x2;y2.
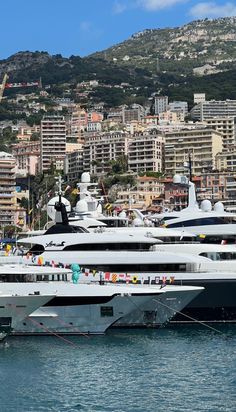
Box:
0;325;236;412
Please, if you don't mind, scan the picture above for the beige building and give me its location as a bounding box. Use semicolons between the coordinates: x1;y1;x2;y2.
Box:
83;131;130;175
40;115;66;172
0;152;16;228
216;146;236;172
128;131;165;174
116;176;164;208
12;141;40;176
164;127;223;176
203;117;235;147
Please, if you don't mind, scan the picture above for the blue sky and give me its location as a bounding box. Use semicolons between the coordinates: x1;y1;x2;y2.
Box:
1;0;236;59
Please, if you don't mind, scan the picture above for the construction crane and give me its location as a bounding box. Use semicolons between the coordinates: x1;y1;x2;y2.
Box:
0;73;41;103
0;73;9;103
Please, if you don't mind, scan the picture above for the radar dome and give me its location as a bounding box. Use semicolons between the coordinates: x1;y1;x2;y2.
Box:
173;174;181;184
200;199;212;212
47;196;71;220
81;172;90;183
214;202;224;213
75;199;89;214
119;211;126;219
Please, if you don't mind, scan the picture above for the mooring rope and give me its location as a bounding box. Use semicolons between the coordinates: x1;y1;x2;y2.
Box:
33;307;90;338
11;305;80;347
152;298;224;334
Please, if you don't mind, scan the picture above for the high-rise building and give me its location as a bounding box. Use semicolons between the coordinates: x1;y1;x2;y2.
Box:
128;131;165;174
154;96;168;115
164;127;223;176
203;117;235;147
191;100;236;120
0;152;16;228
40;115;66;172
83;131;130;175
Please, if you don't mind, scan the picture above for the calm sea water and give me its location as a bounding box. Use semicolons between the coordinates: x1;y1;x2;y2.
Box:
0;325;236;412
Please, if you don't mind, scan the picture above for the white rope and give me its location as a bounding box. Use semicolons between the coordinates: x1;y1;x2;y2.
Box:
152;298;224;334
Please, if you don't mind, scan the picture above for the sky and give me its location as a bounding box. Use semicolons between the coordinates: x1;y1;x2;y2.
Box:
0;0;236;59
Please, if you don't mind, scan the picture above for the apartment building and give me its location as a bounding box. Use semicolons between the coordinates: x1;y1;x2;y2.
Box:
83;131;130;175
40;115;66;172
116;176;164;209
164;127;223;176
67;107;88;140
168;101;188;116
64;149;84;181
154;96;168;115
191;100;236;120
203;117;235;147
0;152;16;227
216;146;236;172
128;131;165;174
12;141;40;176
122;105;145;124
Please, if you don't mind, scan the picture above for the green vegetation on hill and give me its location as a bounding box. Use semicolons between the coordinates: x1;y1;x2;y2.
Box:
1;17;236;113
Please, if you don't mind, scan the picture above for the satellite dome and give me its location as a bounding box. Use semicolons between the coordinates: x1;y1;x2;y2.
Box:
47;196;71;220
81;172;90;183
173;174;181;184
119;211;126;219
75;199;89;214
200;199;212;212
214;201;224;213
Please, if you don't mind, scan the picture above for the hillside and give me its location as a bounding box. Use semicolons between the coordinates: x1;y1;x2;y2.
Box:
92;17;236;76
0;17;236;110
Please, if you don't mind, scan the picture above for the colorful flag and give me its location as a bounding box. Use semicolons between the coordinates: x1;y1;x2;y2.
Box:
125;274;131;284
104;272;110;281
111;273;117;283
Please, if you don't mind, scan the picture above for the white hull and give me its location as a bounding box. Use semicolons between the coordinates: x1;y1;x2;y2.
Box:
0;282;167;335
0;294;55;339
114;286;203;327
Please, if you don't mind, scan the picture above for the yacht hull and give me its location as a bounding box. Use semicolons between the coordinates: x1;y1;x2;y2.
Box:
0;283;162;335
171;278;236;323
113;286;203;327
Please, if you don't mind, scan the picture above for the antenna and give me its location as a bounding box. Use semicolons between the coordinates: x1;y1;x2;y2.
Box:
55;175;64;203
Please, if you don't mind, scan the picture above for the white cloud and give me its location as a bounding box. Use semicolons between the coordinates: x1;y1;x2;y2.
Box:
79;21;91;32
112;1;127;14
137;0;186;10
189;2;236;18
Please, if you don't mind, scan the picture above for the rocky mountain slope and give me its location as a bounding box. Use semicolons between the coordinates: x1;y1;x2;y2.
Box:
92;17;236;76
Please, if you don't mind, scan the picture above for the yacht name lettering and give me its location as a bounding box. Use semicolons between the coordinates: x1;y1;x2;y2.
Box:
45;241;65;247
